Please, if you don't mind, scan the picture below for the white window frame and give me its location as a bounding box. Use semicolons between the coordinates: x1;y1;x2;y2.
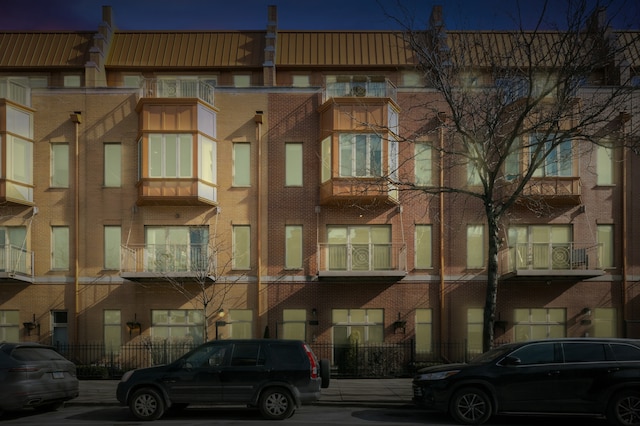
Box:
339;133;382;177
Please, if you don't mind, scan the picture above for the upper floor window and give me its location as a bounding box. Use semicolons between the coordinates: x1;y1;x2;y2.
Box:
104;143;121;187
467;225;484;268
292;75;310;87
233;75;251;88
285;143;303;186
531;134;572;177
414;143;432;186
402;71;423;87
149;134;192;178
285;225;303;269
597;138;614;185
123;75;141;88
233;143;251;186
232;225;251;270
339;134;382;177
51;143;69;188
51;226;69;270
152;309;204;343
415;225;432;269
597;224;614;268
104;226;121;270
145;226;208;273
63;75;81;88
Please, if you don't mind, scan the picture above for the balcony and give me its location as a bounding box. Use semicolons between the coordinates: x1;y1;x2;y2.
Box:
120;244;215;282
520;176;581;206
136;178;217;206
0;78;30;107
0;244;34;283
319;178;398;206
500;242;605;282
138;78;214;107
322;80;397;103
317;243;407;280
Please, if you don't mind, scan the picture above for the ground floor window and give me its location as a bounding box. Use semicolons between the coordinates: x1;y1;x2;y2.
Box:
332;308;383;345
593;308;617;337
228;309;253;339
415;309;432;358
466;308;484;356
514;308;566;341
104;310;121;354
151;309;204;344
282;309;306;340
0;310;19;341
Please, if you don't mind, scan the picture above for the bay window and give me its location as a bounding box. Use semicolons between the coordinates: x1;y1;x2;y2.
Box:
339;134;382;177
149;134;192;178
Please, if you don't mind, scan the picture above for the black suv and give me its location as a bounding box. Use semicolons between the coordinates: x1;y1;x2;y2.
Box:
117;339;329;421
413;338;640;425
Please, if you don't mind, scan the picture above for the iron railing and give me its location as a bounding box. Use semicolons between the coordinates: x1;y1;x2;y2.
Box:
56;340;479;379
0;243;34;280
500;242;603;274
139;78;215;106
120;243;212;275
322;79;397;103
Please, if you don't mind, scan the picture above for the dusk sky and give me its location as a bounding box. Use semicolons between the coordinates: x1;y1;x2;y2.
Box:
1;0;638;31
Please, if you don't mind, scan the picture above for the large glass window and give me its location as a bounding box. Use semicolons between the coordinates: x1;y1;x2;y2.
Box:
152;309;204;343
415;309;432;357
531;135;572;177
597;225;614;268
199;136;216;184
104;143;121;187
321;136;331;182
514;308;566;341
228;309;253;339
285;225;303;269
104;226;121;270
414;143;432;186
466;225;484;268
415;225;432;269
51;143;69;188
148;134;192;178
332;308;383;345
51;226;69;270
339;134;382;177
467;308;484;356
593;308;617;337
327;225;391;271
282;309;306;340
232;225;250;270
8;135;33;185
104;310;121;353
0;310;19;341
597;140;614;185
145;226;208;272
508;225;572;270
233;143;251;186
285;143;303;186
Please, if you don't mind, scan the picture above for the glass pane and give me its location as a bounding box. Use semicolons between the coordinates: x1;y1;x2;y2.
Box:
598;225;614;268
52;227;69;269
230;309;253;322
152;310;169;324
467;308;484;323
179;134;192;177
339;134;353;177
321;137;331;182
350;309;366;323
285;143;303;186
332;309;348;323
415;225;432;269
368;309;383;323
200;137;215;183
283;322;305;340
597;145;613;185
416;308;432;323
415;323;432;354
165;135;177;177
9;136;33;184
548;308;566;323
285;225;302;269
370;135;382;176
283;309;306;321
368;325;383;343
467;225;484;268
530;308;547;322
233;226;250;269
104;310;121;324
51;144;69;187
149;135;162;177
233;143;251;186
104;144;121;187
415;144;432;185
355;135;367;176
104;226;121;270
514;308;529;323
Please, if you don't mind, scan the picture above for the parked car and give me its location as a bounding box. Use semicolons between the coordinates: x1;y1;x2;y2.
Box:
117;339;330;421
0;342;79;415
413;338;640;425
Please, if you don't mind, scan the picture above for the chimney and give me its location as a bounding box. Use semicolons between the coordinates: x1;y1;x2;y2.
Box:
263;5;277;87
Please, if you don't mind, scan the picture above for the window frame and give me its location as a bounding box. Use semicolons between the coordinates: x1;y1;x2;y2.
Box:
339;133;382;178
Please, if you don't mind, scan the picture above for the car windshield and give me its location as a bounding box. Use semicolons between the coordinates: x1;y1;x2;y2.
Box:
468;344;517;364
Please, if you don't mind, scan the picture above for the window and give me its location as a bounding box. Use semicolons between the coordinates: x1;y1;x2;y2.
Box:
466;225;484;268
285;143;303;186
414;143;432;186
597;140;614;185
104;144;121;187
402;71;423;87
467;308;484;356
514;308;566;341
0;226;27;273
52;311;69;346
104;310;121;354
594;308;617;337
415;309;432;357
282;309;306;340
0;310;19;341
7;105;33;139
233;75;251;88
51;226;69;270
505;138;521;181
228;309;253;339
531;134;572;177
63;75;81;87
149;134;192;178
104;226;121;270
332;308;383;345
496;76;527;103
232;225;250;270
598;225;614;268
233;143;251;186
510;342;555;365
285;225;303;269
415;225;432;269
51;143;69;188
152;309;204;343
508;225;572;270
339;134;382;177
8;135;33;185
562;342;607;362
122;75;141;88
292;75;310;87
321;136;331;182
327;225;391;271
199;136;216;185
145;226;208;273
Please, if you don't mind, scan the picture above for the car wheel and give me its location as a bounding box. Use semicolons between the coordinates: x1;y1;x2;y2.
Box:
449;387;492;425
129;387;165;421
320;358;331;388
259;387;295;420
607;390;640;426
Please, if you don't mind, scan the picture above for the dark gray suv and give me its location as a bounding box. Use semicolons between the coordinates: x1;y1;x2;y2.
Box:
117;339;330;421
413;338;640;425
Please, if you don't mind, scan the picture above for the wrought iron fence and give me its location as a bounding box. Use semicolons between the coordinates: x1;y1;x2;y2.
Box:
56;340;477;379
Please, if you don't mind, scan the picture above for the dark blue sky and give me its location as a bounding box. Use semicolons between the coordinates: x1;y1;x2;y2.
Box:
1;0;638;31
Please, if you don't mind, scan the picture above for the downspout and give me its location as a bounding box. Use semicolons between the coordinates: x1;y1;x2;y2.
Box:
621;113;628;337
254;111;264;338
70;112;82;343
438;112;446;355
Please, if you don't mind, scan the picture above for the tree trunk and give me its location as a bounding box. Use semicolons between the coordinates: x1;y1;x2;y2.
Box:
482;207;500;352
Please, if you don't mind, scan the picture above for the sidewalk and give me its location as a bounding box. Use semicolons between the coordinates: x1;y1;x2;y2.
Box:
71;378;414;407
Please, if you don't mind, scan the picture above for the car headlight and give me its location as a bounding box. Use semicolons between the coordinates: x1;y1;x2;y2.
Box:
415;370;460;381
120;370;135;382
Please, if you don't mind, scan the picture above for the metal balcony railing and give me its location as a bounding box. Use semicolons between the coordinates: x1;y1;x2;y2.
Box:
0;244;34;281
500;242;603;274
0;78;31;107
322;80;397;103
139;79;215;106
317;242;407;275
120;243;213;276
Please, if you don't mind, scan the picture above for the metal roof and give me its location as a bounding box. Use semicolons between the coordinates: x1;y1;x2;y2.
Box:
0;32;93;68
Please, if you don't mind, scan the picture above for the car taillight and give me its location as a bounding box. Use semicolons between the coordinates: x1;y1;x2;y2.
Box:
303;343;318;379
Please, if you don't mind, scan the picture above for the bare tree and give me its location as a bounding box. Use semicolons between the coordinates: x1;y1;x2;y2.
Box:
389;0;640;351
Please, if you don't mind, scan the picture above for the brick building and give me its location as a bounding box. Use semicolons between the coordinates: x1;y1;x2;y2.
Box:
0;5;639;368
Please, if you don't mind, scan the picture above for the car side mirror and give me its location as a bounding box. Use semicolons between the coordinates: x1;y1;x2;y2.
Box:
500;356;522;366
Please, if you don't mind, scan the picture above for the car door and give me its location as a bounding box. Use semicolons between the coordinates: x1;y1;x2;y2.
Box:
163;342;230;404
494;342;565;412
220;342;269;403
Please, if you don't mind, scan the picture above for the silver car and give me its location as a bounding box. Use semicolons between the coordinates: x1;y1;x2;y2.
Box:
0;342;79;415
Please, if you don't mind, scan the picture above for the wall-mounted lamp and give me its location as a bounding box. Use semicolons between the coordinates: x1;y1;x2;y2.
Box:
309;308;319;326
23;314;39;337
582;307;592;316
393;312;406;334
126;313;142;336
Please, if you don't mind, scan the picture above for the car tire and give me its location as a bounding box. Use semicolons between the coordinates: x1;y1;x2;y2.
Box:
320;358;331;388
259;387;295;420
449;387;492;425
129;387;165;421
607;390;640;426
